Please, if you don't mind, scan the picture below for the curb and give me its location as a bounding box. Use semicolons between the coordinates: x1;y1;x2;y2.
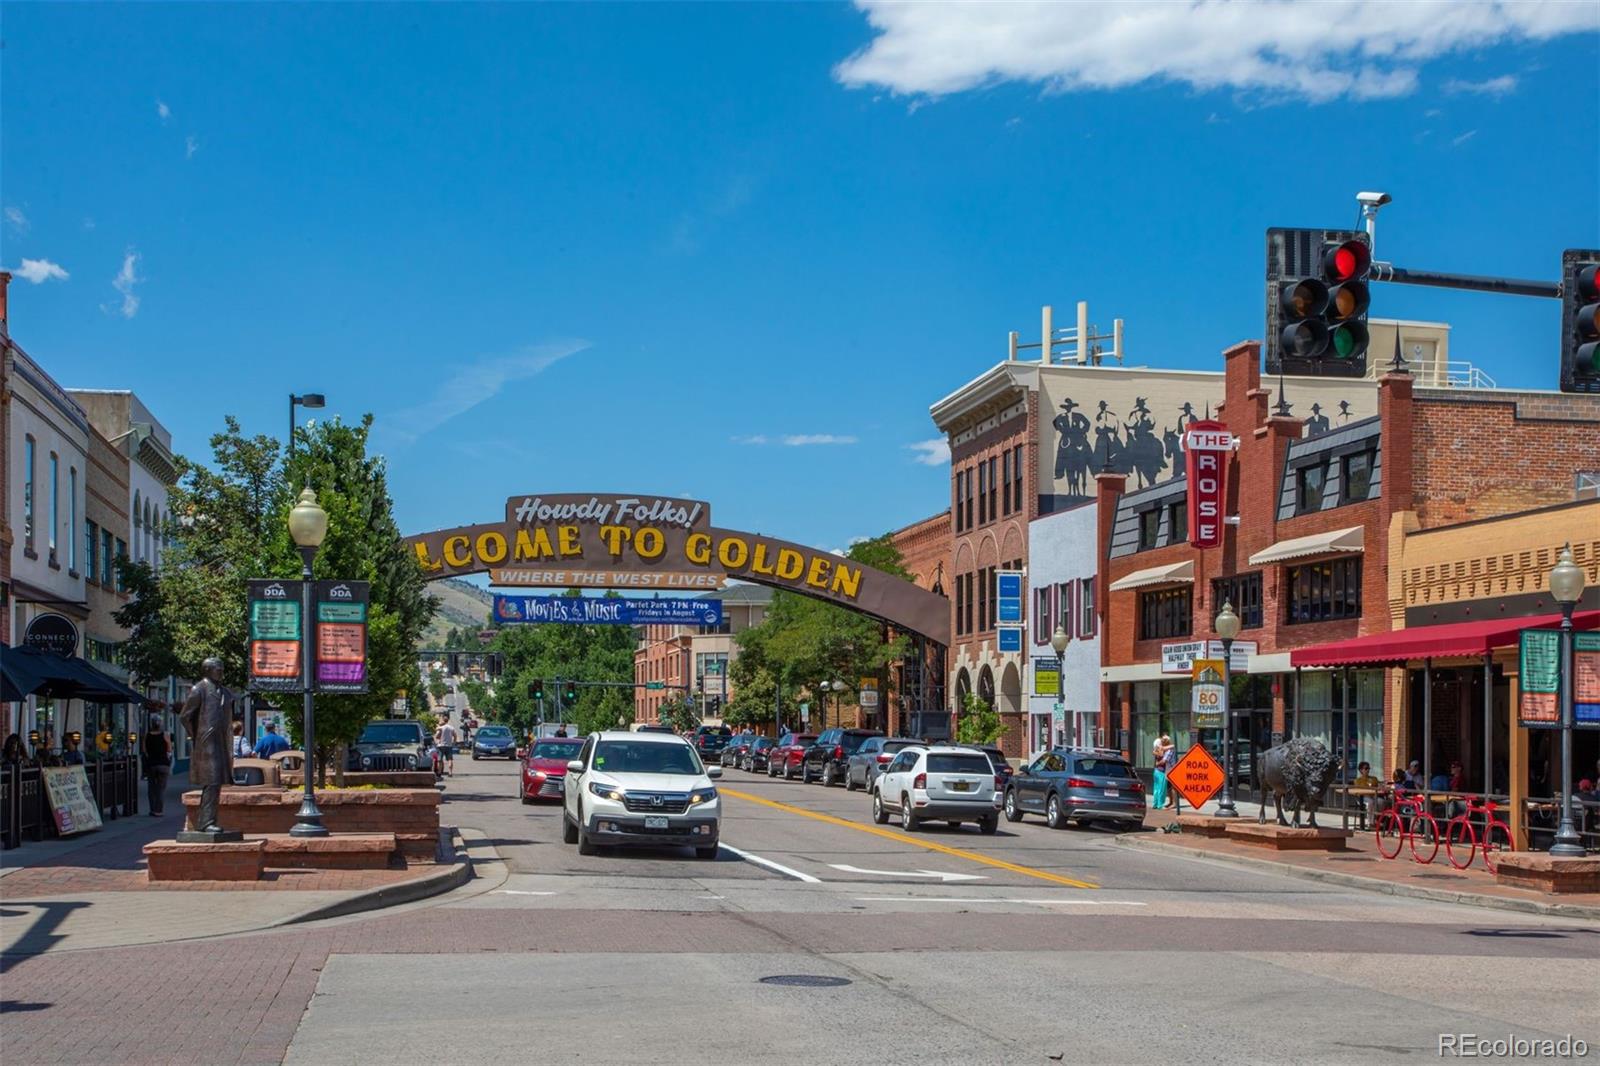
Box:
1111;833;1600;921
279;826;474;926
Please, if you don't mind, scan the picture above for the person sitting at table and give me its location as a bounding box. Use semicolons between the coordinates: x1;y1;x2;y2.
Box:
1403;760;1422;789
1351;761;1381;828
61;735;86;766
1445;761;1469;817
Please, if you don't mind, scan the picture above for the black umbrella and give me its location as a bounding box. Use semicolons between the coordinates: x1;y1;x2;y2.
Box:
0;644;152;705
2;644;55;702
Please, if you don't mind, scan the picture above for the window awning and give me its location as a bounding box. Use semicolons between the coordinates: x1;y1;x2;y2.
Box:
1108;560;1194;593
1249;526;1364;566
1289;610;1600;668
0;645;153;705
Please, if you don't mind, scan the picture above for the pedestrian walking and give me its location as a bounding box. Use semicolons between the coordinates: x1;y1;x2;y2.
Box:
231;721;253;759
1150;736;1171;809
435;719;457;775
143;718;173;816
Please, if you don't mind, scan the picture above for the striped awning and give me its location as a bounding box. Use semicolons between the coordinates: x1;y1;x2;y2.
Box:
1108;560;1194;593
1248;526;1364;566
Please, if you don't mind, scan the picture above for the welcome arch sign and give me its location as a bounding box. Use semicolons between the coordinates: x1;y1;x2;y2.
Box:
404;493;951;646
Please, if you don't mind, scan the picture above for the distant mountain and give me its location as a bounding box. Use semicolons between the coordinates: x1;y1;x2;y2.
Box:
421;578;493;648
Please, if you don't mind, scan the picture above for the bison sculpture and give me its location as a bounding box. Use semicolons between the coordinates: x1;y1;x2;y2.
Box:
1258;738;1341;829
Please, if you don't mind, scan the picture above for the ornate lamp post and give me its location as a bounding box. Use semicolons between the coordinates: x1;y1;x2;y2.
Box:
1214;600;1242;819
288;488;330;838
1050;625;1071;748
1548;544;1586;857
830;679;846;729
287;393;325;457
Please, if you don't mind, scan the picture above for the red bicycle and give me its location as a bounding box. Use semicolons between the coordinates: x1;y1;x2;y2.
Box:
1374;790;1439;864
1445;797;1513;872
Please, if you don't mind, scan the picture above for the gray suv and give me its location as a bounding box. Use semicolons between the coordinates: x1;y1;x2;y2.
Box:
348;719;428;772
1002;748;1146;829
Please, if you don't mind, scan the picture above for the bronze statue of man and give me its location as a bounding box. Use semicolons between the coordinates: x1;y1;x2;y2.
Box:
180;657;236;836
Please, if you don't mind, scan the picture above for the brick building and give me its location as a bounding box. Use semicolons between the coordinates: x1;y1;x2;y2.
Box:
632;585;772;726
1097;340;1600;793
886;510;950;738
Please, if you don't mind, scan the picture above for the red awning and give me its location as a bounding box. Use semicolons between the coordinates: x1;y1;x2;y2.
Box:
1289;611;1600;668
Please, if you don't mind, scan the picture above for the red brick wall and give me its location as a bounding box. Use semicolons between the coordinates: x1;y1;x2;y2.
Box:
1412;390;1600;528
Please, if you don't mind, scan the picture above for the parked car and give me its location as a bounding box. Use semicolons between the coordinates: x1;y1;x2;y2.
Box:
635;724;677;734
347;719;429;772
1003;748;1145;829
845;736;922;792
521;736;585;804
959;744;1015;789
767;733;817;779
693;724;733;764
561;730;722;859
720;735;758;768
472;725;518;760
800;727;883;786
871;746;999;834
741;736;775;772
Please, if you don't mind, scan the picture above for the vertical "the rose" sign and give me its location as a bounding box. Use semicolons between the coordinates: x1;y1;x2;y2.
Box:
1184;420;1235;550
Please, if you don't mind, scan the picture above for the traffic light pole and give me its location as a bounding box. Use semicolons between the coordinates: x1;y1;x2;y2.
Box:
1371;263;1559;299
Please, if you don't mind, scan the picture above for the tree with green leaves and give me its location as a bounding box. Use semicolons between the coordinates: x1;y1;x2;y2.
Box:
955;692;1003;745
112;559;184;691
656;697;699;735
459;677;489;718
428;668;449;706
489;591;635;736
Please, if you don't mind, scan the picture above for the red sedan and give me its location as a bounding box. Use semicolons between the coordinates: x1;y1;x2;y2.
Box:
766;733;817;780
521;737;585;804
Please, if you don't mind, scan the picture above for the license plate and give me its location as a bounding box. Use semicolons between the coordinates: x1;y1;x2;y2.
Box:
551;779;564;792
950;781;970;792
644;816;669;829
1105;789;1119;797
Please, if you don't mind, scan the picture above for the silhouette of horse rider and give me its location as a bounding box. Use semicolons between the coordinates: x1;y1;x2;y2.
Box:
1123;397;1167;488
1052;398;1094;497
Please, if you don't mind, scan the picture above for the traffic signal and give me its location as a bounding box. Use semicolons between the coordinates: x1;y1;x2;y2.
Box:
564;681;578;703
1561;249;1600;393
1266;228;1373;378
447;652;461;675
528;679;544;701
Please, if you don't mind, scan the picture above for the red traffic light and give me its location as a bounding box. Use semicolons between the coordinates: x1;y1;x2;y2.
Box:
1323;239;1371;283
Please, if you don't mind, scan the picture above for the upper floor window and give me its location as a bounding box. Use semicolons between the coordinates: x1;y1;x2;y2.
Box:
1001;450;1012;516
1296;462;1327;514
955;574;967;637
1138;509;1162;551
1138;587;1192;641
987;457;999;520
1211;572;1264;629
977;463;988;526
1055;582;1074;638
1285;557;1363;625
1341;449;1375;504
1012;444;1024;512
1079;577;1096;639
23;435;35;548
85;521;99;585
1167;501;1187;545
1033;586;1053;644
68;468;78;572
48;452;59;558
114;538;129;592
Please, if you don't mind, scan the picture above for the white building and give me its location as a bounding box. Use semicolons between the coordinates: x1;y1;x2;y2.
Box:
1025;502;1101;760
68;391;178;573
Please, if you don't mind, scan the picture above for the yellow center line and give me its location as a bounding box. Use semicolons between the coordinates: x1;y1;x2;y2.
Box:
720;787;1099;890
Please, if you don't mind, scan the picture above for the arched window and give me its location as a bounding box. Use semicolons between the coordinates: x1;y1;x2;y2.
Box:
133;491;142;561
144;499;154;560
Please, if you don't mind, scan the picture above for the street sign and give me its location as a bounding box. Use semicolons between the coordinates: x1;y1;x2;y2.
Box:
1167;743;1226;809
1051;702;1065;730
23;613;79;656
859;678;879;709
494;594;720;627
997;626;1023;653
1032;657;1060;696
645;681;664;691
1162;639;1256;674
1518;628;1560;728
1190;659;1226;730
996;571;1023;624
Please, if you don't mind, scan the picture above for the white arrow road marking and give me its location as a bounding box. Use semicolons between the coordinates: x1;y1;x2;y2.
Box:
852;897;1145;906
828;864;986;882
720;843;823;883
496;890;557;896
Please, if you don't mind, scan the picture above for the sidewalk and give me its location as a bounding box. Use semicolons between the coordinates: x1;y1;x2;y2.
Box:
1131;800;1600;919
0;775;473;955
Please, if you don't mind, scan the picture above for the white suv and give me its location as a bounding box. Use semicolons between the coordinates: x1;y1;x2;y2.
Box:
872;746;1001;834
562;730;722;859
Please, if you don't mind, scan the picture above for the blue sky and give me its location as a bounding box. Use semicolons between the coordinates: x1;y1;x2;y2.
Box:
4;2;1597;556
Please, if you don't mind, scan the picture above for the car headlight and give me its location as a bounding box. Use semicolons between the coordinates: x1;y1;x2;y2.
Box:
688;787;718;805
589;781;626;801
361;756;372;769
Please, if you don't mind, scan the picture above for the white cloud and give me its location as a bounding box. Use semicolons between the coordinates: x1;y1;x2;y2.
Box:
13;258;70;284
1451;129;1479;146
82;217;96;231
157;100;171;122
382;341;589;445
906;438;951;466
5;206;27;232
731;434;770;446
782;434;857;446
1443;74;1518;96
185;134;199;160
109;250;142;318
834;2;1597;103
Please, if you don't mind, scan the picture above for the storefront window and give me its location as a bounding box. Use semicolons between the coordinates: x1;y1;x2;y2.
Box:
1295;668;1383;780
1133;680;1192;768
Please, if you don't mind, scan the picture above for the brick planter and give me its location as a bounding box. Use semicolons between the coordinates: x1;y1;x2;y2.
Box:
259;833;399;870
184;788;440;862
280;770;438;789
145;840;267;881
1176;814;1234;838
1224;823;1351;851
1493;853;1600;895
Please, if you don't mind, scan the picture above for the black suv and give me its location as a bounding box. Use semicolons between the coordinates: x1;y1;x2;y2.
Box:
801;727;884;786
692;724;732;763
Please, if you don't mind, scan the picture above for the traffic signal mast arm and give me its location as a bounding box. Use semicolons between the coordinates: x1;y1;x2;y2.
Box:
1370;262;1560;299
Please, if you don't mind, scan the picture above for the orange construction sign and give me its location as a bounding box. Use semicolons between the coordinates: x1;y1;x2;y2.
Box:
1167;743;1225;810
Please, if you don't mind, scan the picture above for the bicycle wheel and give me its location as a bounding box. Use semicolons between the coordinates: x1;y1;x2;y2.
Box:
1444;816;1477;870
1409;813;1440;864
1374;809;1404;859
1481;819;1514;874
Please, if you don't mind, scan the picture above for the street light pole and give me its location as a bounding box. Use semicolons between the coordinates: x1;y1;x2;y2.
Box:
831;679;846;730
1547;544;1586;857
288;488;329;838
1051;625;1070;749
1214;600;1241;819
287;393;325;458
